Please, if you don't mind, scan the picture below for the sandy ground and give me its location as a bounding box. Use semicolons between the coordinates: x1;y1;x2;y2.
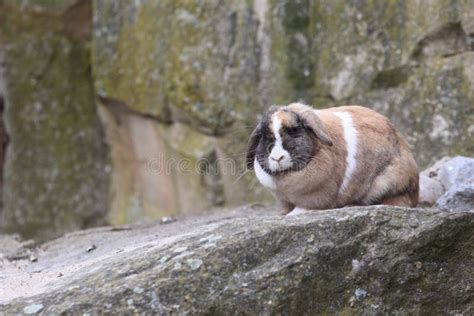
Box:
0;204;278;304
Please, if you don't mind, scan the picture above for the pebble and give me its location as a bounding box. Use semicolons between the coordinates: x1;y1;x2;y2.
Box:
133;287;144;294
23;303;44;314
160;216;177;225
439;156;474;189
187;259;203;271
437;181;474;212
173;246;187;253
159;255;170;264
86;245;97;253
354;288;368;299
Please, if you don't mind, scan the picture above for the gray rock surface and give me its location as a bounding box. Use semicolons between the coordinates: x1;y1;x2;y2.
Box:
418;174;445;206
420;156;452;187
419;156;474;209
0;234;35;261
1;205;473;315
0;1;109;241
439;156;474;190
437;181;474;212
2;0;474;240
424;156;474;211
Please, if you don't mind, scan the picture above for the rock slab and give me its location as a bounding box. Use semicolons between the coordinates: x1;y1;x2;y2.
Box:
0;0;109;240
0;205;473;314
437;182;474;212
419;156;474;211
435;156;474;212
439;156;474;189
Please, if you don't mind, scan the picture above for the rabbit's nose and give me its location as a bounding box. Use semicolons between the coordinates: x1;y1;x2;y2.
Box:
271;155;284;162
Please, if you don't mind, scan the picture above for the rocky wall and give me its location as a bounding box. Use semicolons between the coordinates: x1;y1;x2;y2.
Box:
0;0;473;238
0;0;109;240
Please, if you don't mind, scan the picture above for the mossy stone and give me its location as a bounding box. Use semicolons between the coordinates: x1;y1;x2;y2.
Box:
0;2;109;241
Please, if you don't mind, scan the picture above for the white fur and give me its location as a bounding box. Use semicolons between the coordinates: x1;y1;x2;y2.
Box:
269;114;292;172
333;111;358;193
254;158;276;190
286;207;309;217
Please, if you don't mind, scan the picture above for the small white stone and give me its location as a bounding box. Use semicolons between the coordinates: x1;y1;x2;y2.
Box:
173;246;187;253
351;259;361;271
187;259;203;271
159;255;170;264
133;287;144;294
199;234;215;242
23;303;44;315
355;288;368;299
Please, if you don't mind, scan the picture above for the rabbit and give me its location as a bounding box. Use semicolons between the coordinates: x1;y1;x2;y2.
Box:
246;102;419;215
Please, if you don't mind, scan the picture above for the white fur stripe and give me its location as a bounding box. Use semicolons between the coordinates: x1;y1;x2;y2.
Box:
286;207;309;217
333;111;358;193
269;113;292;172
254;158;276;190
272;115;283;141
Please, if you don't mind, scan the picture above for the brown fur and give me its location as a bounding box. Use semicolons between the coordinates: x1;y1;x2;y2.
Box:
249;103;419;212
275;111;296;127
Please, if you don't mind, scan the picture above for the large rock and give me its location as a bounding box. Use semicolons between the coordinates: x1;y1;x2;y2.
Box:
91;0;474;224
92;0;270;222
418;174;445;206
271;1;474;167
2;0;474;239
416;155;474;211
436;156;474;212
93;1;261;132
437;182;474;212
1;205;473;314
439;156;474;189
352;52;474;167
0;234;35;261
0;0;109;240
420;156;452;185
419;156;474;209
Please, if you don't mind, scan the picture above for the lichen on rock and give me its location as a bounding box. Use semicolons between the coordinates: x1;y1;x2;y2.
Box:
0;205;472;314
0;0;109;240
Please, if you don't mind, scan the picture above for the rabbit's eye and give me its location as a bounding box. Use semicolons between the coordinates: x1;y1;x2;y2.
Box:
287;126;301;137
265;142;273;154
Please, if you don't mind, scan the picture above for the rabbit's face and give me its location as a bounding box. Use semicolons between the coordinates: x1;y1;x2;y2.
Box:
252;109;316;174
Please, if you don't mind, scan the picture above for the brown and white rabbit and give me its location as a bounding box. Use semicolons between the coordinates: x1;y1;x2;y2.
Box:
246;103;419;215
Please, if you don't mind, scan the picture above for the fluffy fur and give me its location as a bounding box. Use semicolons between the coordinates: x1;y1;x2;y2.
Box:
246;103;419;214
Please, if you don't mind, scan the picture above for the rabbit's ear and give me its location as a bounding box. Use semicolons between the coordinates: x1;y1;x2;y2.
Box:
300;111;333;146
287;103;333;146
246;122;262;170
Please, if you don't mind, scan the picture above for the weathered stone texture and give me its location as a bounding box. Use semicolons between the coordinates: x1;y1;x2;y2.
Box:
1;206;473;314
1;0;474;237
92;0;271;222
92;0;474;223
0;1;109;240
